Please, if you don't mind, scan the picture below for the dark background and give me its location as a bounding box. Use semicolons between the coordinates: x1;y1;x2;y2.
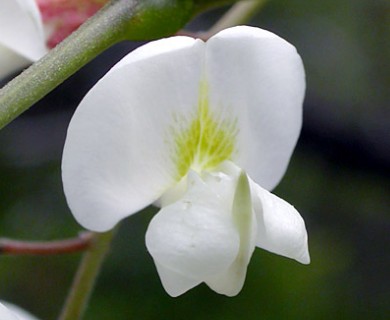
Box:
0;0;389;319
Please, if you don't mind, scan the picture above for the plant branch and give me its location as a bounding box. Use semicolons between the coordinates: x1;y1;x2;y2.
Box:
180;0;268;40
58;229;117;320
0;232;93;255
208;0;268;35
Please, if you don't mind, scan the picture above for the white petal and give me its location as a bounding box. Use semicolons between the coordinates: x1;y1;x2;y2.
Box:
0;0;46;62
205;26;305;190
146;172;239;283
0;301;39;320
0;44;30;79
62;37;205;231
206;170;257;296
0;303;19;320
154;262;201;297
250;180;310;264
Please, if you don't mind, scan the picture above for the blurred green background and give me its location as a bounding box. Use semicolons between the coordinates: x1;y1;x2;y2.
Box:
0;0;389;319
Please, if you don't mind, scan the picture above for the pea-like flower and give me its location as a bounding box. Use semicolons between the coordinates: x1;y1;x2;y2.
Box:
62;26;310;297
0;0;47;79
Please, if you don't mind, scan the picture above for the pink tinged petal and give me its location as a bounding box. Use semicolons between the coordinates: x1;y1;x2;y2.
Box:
62;37;204;231
37;0;107;48
145;172;240;296
204;26;305;190
250;180;310;264
0;0;46;63
206;170;257;296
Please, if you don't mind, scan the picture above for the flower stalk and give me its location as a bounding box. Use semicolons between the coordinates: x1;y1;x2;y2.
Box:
0;232;92;255
207;0;268;36
58;229;117;320
178;0;268;40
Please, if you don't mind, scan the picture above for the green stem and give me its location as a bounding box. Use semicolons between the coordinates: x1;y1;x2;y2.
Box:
58;229;116;320
193;0;237;13
207;0;268;36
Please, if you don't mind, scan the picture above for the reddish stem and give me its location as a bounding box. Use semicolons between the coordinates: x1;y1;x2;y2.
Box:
0;232;93;255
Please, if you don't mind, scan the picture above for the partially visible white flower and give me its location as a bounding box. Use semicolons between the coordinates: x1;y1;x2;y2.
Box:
62;26;310;297
0;301;39;320
0;0;108;80
0;0;47;79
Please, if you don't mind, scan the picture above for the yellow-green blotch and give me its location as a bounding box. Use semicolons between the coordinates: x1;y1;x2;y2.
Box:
173;80;238;179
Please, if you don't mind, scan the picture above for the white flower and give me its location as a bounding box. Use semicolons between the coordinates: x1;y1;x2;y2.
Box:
0;301;39;320
62;26;310;297
0;0;47;79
